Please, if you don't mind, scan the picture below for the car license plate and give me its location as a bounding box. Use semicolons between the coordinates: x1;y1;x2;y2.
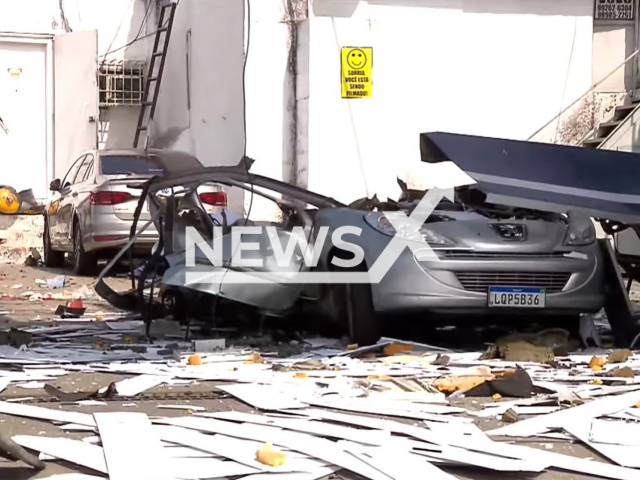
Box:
488;287;545;308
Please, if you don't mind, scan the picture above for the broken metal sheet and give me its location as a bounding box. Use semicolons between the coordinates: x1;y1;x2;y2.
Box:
588;419;640;446
168;457;257;479
162;445;222;459
0;401;95;426
487;389;640;437
155;417;396;480
235;466;339;480
60;424;98;432
12;435;107;473
341;441;457;480
414;443;547;473
154;425;327;474
563;421;640;469
287;408;640;478
419;131;640;223
216;384;309;410
37;476;106;480
284;409;548;473
204;411;392;446
105;320;145;331
305;397;469;421
94;412;173;480
114;374;168;397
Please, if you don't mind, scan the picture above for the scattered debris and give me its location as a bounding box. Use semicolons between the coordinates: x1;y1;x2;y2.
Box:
191;338;225;352
501;408;520;423
55;299;86;318
607;349;632;364
0;312;637;479
0;328;32;347
466;368;533;398
433;366;494;393
46;275;66;289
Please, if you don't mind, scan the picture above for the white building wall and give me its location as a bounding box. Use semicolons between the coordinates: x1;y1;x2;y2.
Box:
0;0;627;210
305;0;595;203
0;0;156;155
154;0;245;167
0;0;155;60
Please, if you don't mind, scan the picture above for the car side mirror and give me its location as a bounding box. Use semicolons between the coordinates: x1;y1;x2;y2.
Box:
49;179;61;191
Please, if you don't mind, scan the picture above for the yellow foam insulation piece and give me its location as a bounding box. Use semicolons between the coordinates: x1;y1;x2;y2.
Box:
256;442;288;467
382;343;414;356
188;354;202;366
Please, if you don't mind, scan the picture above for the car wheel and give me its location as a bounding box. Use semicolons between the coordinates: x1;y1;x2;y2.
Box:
329;255;382;346
43;217;64;268
72;222;97;276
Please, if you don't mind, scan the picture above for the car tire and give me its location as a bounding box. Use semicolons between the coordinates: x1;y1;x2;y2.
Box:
72;222;97;276
43;216;64;268
329;255;382;346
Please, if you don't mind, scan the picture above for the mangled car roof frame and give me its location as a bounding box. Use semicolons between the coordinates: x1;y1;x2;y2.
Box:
145;157;344;209
95;155;344;315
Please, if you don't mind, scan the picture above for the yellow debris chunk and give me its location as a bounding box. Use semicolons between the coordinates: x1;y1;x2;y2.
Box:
256;443;287;467
294;372;308;379
382;343;414;356
346;344;359;351
433;367;494;393
589;356;605;370
492;393;502;401
590;379;603;385
188;354;202;366
245;353;265;364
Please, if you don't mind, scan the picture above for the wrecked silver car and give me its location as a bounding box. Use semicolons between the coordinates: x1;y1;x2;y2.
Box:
96;149;606;345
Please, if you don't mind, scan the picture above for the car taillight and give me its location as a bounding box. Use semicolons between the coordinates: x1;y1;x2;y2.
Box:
199;191;227;207
90;191;133;205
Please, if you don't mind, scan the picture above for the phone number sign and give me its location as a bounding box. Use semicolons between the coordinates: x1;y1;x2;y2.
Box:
595;0;635;21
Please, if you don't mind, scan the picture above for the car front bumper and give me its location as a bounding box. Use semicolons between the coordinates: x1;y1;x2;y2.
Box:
371;246;606;316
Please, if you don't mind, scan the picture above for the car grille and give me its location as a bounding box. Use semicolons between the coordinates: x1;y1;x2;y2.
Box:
455;272;571;293
442;251;565;259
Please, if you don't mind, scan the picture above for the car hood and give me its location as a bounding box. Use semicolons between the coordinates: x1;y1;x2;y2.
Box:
420;132;640;224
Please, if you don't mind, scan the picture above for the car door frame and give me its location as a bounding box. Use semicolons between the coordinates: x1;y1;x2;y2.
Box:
72;153;97;246
54;153;89;250
49;154;86;248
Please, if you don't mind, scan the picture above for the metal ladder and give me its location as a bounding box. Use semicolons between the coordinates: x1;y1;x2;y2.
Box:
133;1;178;149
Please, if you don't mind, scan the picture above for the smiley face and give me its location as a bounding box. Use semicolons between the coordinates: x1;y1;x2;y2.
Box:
346;49;367;69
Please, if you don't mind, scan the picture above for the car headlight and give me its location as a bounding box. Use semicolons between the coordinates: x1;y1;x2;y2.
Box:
563;212;596;246
364;213;455;246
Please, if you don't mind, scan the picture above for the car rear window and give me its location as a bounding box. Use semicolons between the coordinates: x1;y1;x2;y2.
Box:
101;156;164;175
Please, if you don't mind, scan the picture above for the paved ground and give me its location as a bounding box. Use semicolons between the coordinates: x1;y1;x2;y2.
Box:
0;262;631;480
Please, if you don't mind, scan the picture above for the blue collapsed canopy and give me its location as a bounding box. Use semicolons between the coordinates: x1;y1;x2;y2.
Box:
419;132;640;223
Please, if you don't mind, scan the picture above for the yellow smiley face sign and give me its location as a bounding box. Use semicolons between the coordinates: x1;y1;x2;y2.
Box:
341;47;373;99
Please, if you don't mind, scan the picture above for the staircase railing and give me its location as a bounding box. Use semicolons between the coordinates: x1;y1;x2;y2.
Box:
527;49;640;141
